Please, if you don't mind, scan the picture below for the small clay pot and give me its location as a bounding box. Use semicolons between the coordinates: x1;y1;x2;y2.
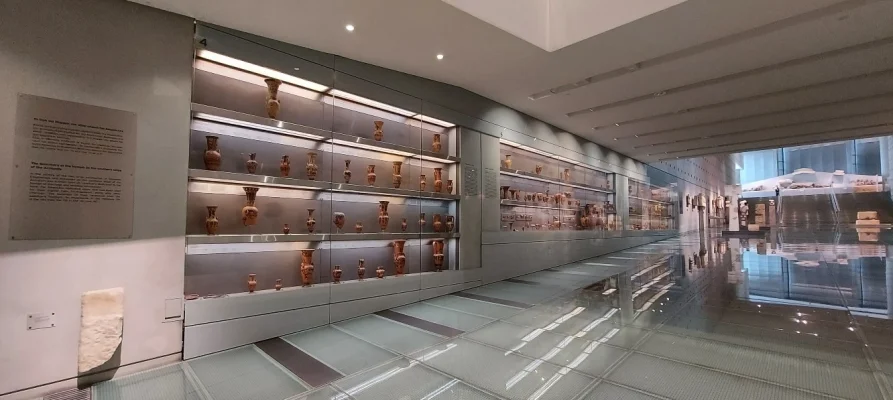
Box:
274;279;282;291
433;214;443;233
343;160;352;183
433;168;443;193
283;223;290;234
280;155;290;177
367;165;376;185
445;215;455;232
332;265;342;284
378;201;390;232
357;259;366;281
392;161;403;188
419;213;426;230
446;180;453;194
241;187;260;226
264;78;282;118
376;265;385;279
245;153;258;174
247;274;257;293
401;218;408;232
420;174;427;191
504;155;512;169
205;206;219;235
203;136;221;171
306;152;319;180
373;120;384;141
355;222;363;233
334;212;346;233
306;208;316;233
300;250;314;287
432;134;442;153
535;165;542;175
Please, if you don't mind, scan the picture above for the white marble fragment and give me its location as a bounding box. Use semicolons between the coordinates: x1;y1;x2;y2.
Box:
78;287;124;373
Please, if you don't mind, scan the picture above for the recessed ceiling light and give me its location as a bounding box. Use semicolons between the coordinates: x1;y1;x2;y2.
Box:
345;24;355;32
613;138;618;140
615;123;620;127
436;54;444;60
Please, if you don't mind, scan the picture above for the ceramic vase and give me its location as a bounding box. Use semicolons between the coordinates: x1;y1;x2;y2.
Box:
509;189;518;201
306;209;316;233
275;279;282;291
401;218;408;232
300;250;314;287
420;175;427;191
343;160;352;183
432;240;445;272
432;134;442;152
355;222;363;233
393;240;407;276
433;214;443;232
373;120;384;141
306;152;319;180
433;168;443;193
248;273;257;293
203;136;221;171
446;180;453;194
504;155;512;169
283;223;290;234
264;78;282;119
563;168;571;182
357;259;366;281
280;155;290;177
378;201;390;232
535;165;542;175
500;186;510;200
392;161;403;188
246;153;258;174
334;212;346;233
332;265;342;284
376;265;385;279
205;206;219;235
367;165;376;185
419;213;426;230
445;215;455;232
241;187;260;226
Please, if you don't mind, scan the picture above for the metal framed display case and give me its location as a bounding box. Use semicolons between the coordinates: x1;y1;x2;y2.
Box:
627;179;676;230
497;140;617;232
182;41;469;357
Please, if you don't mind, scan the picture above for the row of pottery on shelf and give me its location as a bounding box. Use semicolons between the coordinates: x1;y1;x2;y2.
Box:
203;138;453;192
244;239;448;292
500;186;582;208
502;155;572;181
205;192;456;234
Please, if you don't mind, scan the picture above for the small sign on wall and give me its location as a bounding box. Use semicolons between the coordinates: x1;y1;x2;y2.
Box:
9;94;136;240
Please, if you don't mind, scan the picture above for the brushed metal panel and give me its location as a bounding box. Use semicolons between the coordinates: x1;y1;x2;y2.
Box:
481;133;502;232
420;270;468;289
459;127;483;271
329;275;422;303
184;283;331;326
419;282;481;301
183;304;330;359
329;291;420;323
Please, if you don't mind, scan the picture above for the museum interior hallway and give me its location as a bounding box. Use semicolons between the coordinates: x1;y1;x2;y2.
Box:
82;228;893;400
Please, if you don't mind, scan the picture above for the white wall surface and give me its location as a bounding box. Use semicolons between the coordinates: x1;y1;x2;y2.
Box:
0;0;193;396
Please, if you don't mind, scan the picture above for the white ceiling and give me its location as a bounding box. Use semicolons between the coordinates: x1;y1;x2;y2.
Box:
131;0;893;162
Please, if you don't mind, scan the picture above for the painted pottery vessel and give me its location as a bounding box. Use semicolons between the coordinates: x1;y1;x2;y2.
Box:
306;209;316;233
355;222;363;233
275;279;282;291
332;265;342;284
535;165;542;175
500;186;510;200
248;273;257;293
357;259;366;280
433;214;443;232
280;155;290;177
432;134;442;152
205;206;219;235
446;180;453;194
241;187;260;226
392;161;403;188
420;174;427;191
433;168;443;193
334;212;346;233
367;165;376;185
306;152;318;180
393;240;406;276
203;136;221;171
376;265;385;279
445;215;455;232
264;78;282;118
343;160;352;183
432;240;445;272
378;201;390;232
300;249;314;287
504;155;512;169
283;223;290;234
401;218;408;232
419;213;426;230
245;153;258;174
373;120;384;141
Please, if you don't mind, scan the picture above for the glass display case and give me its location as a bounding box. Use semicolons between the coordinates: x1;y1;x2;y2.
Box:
497;141;617;232
627;179;675;230
184;49;461;299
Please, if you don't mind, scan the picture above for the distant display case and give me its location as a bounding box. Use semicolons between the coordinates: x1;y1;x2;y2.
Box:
627;179;676;230
185;50;462;298
497;141;617;232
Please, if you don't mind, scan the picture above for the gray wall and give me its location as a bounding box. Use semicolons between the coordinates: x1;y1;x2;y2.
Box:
0;0;194;397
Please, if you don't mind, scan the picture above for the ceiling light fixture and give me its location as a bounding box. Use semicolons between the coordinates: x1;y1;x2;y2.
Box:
345;24;355;32
615;123;620;127
436;54;444;60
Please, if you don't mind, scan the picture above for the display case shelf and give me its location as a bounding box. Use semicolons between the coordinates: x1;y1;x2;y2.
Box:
188;169;460;200
499;168;613;194
629;195;672;205
499;199;580;212
186;232;460;246
193;103;460;164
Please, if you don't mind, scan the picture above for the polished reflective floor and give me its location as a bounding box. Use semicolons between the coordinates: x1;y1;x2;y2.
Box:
94;229;893;400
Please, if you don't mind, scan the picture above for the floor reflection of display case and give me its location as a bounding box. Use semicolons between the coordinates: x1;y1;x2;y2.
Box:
497;141;616;232
184;50;461;300
628;179;675;230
